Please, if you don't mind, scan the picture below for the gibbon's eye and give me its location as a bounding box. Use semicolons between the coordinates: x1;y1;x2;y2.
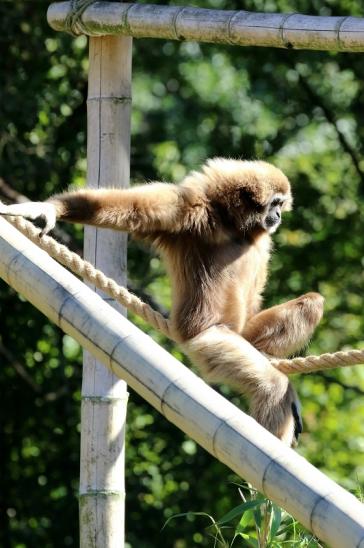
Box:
270;198;284;208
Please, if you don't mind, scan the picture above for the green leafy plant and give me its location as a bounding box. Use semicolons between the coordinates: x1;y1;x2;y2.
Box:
164;485;324;547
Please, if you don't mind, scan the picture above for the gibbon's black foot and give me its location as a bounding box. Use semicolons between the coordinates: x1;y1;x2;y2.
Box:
291;401;303;444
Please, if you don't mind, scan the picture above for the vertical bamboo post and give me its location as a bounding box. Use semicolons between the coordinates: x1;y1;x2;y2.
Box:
79;35;132;547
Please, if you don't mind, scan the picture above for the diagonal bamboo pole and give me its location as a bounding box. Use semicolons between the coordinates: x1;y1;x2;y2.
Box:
47;1;364;52
0;216;364;548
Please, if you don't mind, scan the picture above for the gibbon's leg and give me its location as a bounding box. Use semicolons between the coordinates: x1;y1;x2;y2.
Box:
0;183;192;235
242;292;324;359
182;326;302;446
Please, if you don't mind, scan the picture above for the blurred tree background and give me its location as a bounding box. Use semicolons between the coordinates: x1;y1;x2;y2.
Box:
1;0;364;546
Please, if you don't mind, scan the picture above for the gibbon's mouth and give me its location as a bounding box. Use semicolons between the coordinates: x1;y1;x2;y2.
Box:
262;216;281;233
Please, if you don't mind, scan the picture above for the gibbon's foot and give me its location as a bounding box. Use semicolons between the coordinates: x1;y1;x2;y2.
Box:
243;292;324;359
0;201;57;235
250;382;302;447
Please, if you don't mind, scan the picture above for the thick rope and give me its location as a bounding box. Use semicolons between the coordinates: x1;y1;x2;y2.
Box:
270;350;364;374
3;215;364;375
7;216;172;339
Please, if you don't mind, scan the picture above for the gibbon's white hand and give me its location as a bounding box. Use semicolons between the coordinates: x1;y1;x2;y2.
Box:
0;201;57;235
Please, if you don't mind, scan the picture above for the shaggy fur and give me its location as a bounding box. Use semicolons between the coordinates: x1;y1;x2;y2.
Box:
0;158;324;446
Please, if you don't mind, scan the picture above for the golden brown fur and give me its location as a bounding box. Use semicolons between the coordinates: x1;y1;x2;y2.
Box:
0;158;324;446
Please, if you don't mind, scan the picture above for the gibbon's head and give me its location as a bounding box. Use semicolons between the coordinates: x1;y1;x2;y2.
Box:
193;158;292;235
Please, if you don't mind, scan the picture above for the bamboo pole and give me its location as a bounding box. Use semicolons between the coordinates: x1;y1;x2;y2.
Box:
47;1;364;52
0;218;364;548
80;35;132;547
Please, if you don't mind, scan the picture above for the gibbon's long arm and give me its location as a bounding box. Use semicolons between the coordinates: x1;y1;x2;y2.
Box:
0;183;197;235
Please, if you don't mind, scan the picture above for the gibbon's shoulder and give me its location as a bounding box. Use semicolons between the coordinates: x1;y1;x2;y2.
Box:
179;158;292;209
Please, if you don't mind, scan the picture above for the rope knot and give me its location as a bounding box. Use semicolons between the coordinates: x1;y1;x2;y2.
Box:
64;0;97;36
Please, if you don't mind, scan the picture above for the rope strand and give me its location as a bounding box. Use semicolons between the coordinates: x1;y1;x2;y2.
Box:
4;214;364;375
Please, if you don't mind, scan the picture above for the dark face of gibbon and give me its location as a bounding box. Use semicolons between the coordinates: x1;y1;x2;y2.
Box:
215;191;288;238
260;194;286;234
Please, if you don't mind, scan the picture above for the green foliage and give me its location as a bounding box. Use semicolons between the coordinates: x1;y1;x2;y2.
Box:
164;488;323;547
1;0;364;546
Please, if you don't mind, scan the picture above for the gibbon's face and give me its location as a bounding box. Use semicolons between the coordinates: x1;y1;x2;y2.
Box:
260;193;287;234
196;158;292;235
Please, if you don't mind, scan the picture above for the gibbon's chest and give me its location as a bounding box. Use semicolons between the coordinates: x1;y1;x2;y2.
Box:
219;234;272;328
222;233;271;284
159;231;271;299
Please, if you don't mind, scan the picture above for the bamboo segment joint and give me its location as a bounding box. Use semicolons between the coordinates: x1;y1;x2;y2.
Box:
86;96;132;104
79;491;126;498
82;395;129;403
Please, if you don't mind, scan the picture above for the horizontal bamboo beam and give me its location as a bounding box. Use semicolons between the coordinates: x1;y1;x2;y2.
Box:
0;216;364;547
47;1;364;52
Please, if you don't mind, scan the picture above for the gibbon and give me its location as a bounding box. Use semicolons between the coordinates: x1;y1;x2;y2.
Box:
0;158;324;446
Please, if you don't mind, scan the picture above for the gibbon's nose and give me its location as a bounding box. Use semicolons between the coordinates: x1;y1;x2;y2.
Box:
275;209;281;221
